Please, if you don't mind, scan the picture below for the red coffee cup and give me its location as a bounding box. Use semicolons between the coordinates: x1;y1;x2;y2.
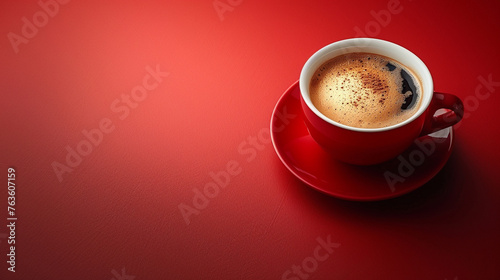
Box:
299;38;464;165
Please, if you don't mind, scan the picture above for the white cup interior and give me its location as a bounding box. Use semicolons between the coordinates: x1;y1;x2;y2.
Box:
299;38;433;132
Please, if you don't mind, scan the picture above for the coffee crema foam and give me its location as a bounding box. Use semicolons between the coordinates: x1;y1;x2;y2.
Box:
309;52;422;128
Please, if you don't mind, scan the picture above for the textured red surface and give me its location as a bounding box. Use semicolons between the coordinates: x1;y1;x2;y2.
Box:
1;0;500;279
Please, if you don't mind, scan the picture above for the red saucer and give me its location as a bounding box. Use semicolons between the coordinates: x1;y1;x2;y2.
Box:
271;81;454;201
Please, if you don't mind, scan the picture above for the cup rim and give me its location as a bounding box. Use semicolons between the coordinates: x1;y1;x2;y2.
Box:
299;38;434;133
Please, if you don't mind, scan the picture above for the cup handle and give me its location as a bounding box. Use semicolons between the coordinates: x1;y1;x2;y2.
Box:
420;92;464;136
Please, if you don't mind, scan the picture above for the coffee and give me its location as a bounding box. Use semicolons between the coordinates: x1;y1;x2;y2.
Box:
309;52;422;128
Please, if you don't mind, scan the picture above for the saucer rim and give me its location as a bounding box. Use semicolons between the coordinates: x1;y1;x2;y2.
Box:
270;80;454;201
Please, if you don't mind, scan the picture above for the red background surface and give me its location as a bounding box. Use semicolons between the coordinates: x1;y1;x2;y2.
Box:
1;0;500;279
